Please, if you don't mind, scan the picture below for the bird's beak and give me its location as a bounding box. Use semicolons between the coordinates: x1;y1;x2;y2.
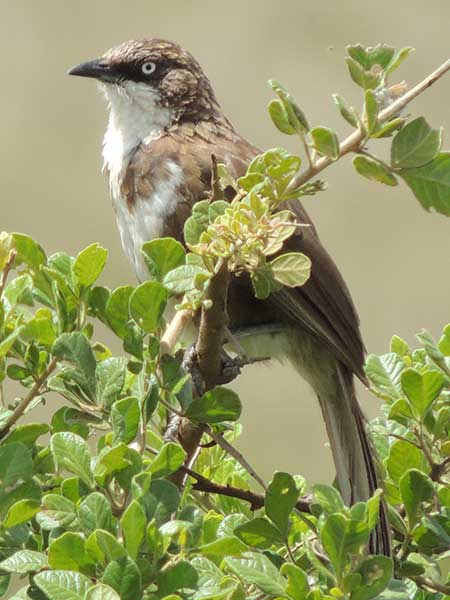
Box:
67;58;117;82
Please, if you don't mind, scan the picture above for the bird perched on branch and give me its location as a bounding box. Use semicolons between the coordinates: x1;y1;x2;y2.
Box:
69;38;390;555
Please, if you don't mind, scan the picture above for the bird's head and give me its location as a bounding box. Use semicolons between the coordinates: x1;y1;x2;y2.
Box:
68;38;222;124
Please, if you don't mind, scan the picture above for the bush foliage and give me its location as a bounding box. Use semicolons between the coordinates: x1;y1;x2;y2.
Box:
0;43;449;599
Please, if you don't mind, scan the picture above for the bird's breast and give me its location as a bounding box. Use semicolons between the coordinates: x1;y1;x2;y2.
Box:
108;153;185;282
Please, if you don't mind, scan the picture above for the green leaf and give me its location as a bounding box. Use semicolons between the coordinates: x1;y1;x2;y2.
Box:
184;217;206;246
85;584;121;600
251;268;277;300
0;442;32;485
96;357;127;408
321;514;370;577
50;431;93;487
78;492;114;534
0;326;25;358
146;479;181;525
365;353;405;402
399;469;434;527
157;560;199;596
385;47;414;77
281;563;309;600
141;238;185;281
346;57;380;90
3;499;40;528
163;264;209;295
102;556;142;600
364;89;379;134
350;556;393;600
391;117;442;169
12;232;46;268
333;94;359;128
147;442;186;478
0;550;48;574
73;243;108;288
386;440;429;483
270;252;311;288
34;570;92;600
184;386;242;424
268;80;310;132
85;529;127;563
48;532;94;573
438;323;450;355
129;281;168;333
121;499;146;559
401;368;445;417
390;335;410;356
265;472;299;536
372;118;405;139
22;315;56;347
94;443;137;484
347;44;394;70
200;536;247;560
234;517;283;548
353;155;398;186
53;332;97;401
399;152;450;216
111;396;140;444
105;285;133;338
225;552;287;596
36;494;76;530
312;484;345;515
310;127;339;160
268;99;296;135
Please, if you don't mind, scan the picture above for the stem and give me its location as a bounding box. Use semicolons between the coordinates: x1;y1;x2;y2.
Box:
184;466;311;513
0;356;58;440
196;259;230;390
160;309;192;353
0;249;17;297
412;576;450;595
286;56;450;192
205;425;267;491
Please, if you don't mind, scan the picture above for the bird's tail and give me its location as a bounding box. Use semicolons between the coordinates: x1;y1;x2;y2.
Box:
316;361;391;556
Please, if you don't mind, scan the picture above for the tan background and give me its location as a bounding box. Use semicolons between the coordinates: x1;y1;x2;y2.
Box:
1;0;449;485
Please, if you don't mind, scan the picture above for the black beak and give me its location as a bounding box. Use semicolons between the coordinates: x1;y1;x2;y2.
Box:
67;58;117;82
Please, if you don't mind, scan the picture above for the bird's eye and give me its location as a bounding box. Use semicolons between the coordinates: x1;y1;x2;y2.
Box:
141;61;156;75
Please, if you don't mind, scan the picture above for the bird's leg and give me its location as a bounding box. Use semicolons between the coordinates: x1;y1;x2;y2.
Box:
181;343;244;388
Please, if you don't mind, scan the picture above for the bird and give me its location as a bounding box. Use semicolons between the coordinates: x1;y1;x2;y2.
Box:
68;38;390;555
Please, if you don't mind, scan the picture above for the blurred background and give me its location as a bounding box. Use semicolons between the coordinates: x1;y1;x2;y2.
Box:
1;0;449;485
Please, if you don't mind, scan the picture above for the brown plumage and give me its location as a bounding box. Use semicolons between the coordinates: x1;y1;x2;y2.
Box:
69;38;391;555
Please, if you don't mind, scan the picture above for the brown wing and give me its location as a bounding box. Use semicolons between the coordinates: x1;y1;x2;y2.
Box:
138;122;366;381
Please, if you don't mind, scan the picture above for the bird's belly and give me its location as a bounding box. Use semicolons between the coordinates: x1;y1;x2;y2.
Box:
109;160;184;282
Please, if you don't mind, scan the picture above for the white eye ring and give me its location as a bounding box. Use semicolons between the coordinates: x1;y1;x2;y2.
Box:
141;61;156;75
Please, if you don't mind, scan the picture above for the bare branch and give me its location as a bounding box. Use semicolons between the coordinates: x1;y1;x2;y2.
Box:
160;309;192;353
185;466;311;513
196;259;230;390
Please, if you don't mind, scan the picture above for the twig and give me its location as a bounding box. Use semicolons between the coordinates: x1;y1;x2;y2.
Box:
205;425;267;491
160;309;192;353
0;249;17;297
287;57;450;192
0;356;58;440
430;455;450;482
412;576;450;595
184;466;311;513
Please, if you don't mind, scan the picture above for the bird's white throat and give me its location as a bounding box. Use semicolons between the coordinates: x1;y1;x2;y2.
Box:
101;81;174;176
100;81;181;282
